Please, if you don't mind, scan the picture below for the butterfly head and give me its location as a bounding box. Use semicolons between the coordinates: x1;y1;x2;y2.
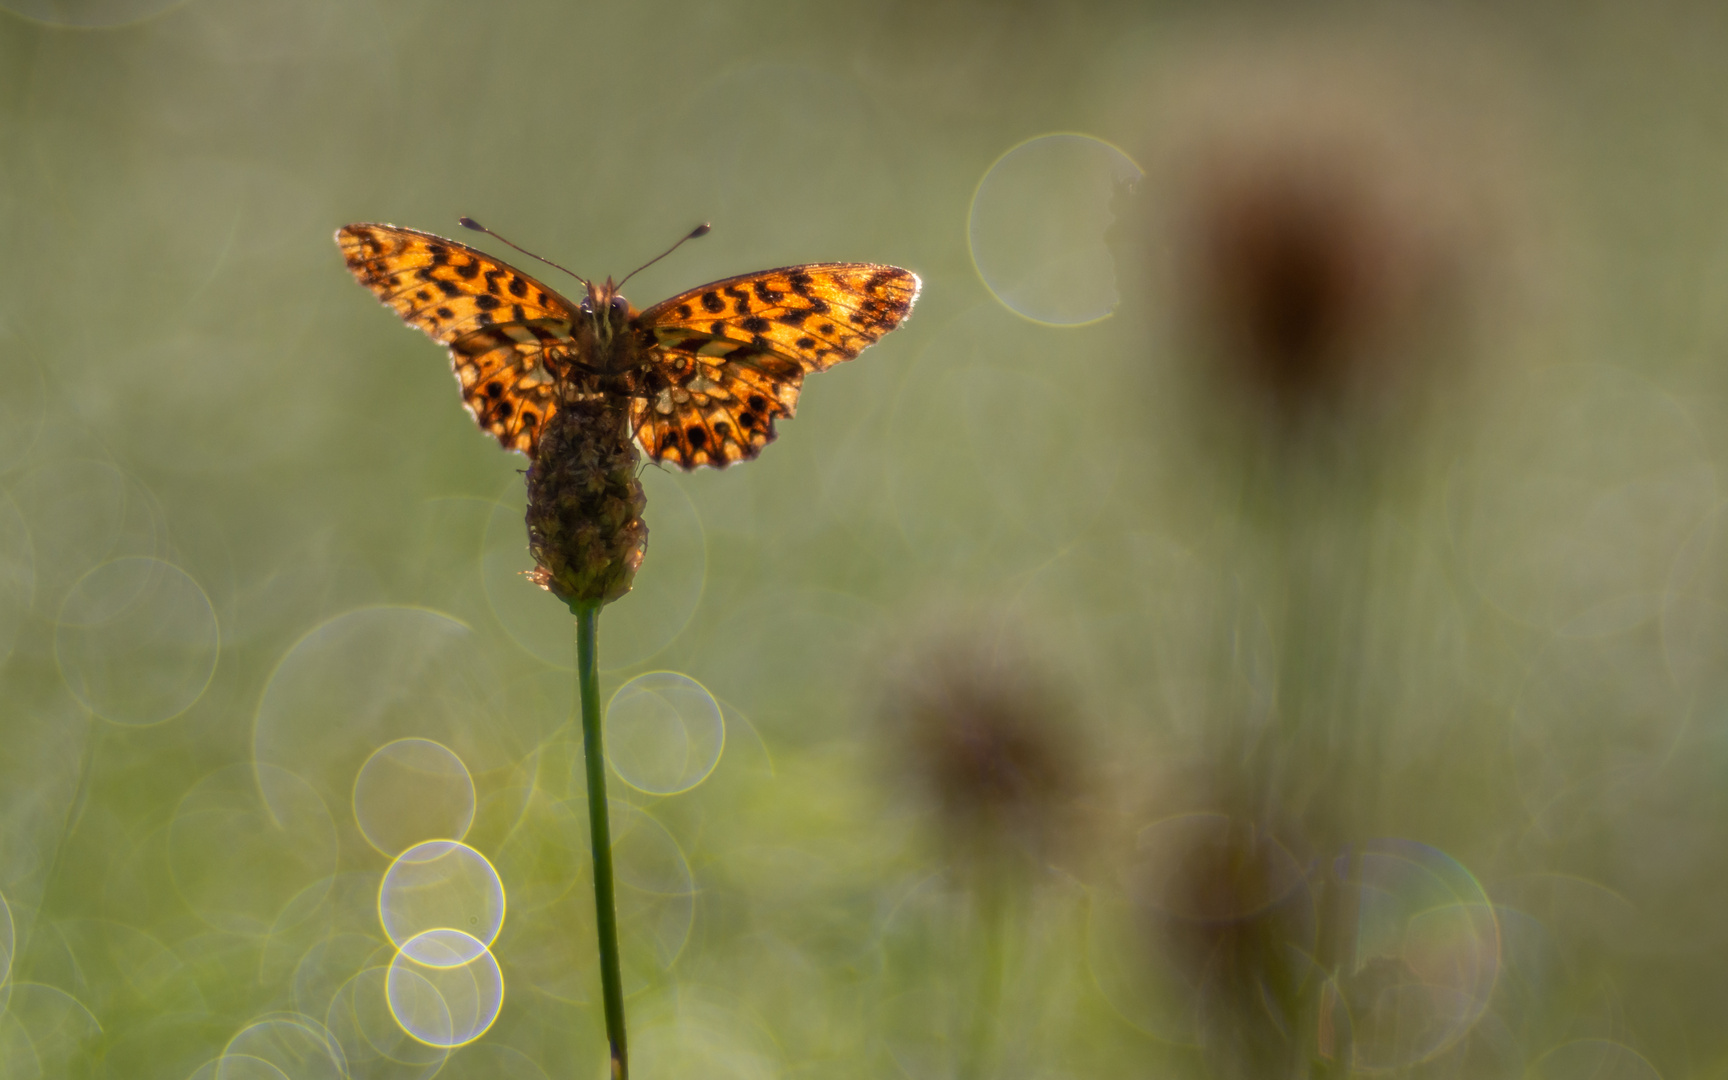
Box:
579;277;636;348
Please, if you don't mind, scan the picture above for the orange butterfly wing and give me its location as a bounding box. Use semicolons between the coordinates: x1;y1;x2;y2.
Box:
337;223;581;454
631;264;920;468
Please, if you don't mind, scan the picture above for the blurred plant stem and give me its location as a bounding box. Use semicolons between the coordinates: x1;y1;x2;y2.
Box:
1204;451;1400;1077
1311;841;1362;1076
960;865;1010;1080
1270;466;1379;1074
576;603;629;1080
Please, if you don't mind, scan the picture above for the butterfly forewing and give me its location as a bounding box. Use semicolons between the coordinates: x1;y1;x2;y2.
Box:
337;223;581;453
639;263;922;374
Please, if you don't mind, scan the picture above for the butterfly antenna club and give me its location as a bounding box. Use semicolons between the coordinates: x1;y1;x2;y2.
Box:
459;216;590;286
617;223;712;289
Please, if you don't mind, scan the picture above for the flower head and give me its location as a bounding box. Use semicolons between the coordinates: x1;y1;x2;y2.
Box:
523;393;648;609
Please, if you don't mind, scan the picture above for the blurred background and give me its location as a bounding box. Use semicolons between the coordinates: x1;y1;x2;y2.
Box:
3;1;1728;1078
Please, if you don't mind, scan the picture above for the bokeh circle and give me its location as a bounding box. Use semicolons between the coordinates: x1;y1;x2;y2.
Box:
352;739;477;858
1527;1040;1660;1080
220;1013;347;1080
1338;838;1499;1071
195;1057;291;1080
378;840;505;958
55;557;219;726
324;965;450;1075
969;132;1143;325
603;671;725;796
168;764;339;935
610;802;698;984
10;459;167;603
386;930;504;1048
254;606;528;832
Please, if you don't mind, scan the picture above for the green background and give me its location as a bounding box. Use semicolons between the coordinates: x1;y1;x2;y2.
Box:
4;1;1728;1078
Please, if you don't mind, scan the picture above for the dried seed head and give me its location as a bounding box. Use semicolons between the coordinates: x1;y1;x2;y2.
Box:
523;394;647;609
1137;39;1509;449
881;633;1078;863
1129;816;1312;1080
1179;142;1454;427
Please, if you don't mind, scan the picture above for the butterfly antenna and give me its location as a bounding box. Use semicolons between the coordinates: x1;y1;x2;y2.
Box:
617;223;712;289
458;217;589;286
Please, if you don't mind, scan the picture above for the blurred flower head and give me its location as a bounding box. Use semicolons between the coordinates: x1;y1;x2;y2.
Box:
1129;815;1315;1079
1135;30;1512;449
879;629;1080;864
1177;136;1458;429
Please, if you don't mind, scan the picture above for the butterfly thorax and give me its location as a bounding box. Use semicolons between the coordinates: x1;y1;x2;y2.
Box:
575;276;652;377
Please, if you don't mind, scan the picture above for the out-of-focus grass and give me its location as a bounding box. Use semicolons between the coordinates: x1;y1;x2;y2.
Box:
3;2;1728;1078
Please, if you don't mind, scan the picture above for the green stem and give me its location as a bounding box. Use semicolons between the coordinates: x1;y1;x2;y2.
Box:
576;603;628;1080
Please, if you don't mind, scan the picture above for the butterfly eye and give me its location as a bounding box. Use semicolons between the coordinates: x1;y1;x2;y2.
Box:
580;296;593;315
610;294;629;318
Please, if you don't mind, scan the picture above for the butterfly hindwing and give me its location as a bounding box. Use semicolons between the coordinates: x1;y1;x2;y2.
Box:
338;223;580;453
638;263;921;375
450;328;566;453
629;347;804;469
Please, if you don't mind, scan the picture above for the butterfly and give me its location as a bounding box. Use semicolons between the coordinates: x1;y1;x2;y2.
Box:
336;222;921;469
